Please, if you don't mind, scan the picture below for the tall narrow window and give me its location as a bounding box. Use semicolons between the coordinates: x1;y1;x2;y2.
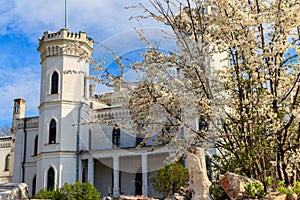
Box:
34;135;38;156
47;167;55;191
82;168;86;183
49;119;56;144
198;117;207;131
51;71;58;94
112;128;120;147
5;154;10;171
136;125;144;147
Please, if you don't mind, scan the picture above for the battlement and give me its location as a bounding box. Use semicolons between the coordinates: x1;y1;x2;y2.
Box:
38;28;93;48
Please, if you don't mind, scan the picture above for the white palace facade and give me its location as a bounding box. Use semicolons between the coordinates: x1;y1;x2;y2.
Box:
11;28;169;198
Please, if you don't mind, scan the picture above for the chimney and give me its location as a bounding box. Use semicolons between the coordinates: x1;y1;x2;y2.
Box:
11;98;26;132
89;85;96;97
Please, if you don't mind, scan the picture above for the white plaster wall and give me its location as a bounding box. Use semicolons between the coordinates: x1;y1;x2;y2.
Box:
36;153;77;192
0;141;12;183
120;172;135;195
94;159;113;197
91;125;114;150
23;165;36;197
13;130;23;183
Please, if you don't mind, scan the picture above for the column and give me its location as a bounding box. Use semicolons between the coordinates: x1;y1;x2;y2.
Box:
113;156;120;198
87;157;94;185
142;154;148;196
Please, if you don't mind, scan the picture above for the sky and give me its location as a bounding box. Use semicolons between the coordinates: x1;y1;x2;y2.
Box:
0;0;178;128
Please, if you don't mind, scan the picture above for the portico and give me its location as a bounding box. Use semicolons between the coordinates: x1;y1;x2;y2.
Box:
81;147;168;198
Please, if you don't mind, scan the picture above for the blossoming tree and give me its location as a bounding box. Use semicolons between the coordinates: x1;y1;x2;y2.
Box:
87;0;300;190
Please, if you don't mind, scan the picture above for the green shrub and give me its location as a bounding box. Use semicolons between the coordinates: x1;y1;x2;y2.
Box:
152;162;188;197
247;182;265;199
277;180;300;196
32;181;100;200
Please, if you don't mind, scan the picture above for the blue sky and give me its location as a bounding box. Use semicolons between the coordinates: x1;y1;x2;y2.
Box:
0;0;177;128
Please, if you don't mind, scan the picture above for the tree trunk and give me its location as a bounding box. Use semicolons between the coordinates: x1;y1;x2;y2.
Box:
187;146;212;200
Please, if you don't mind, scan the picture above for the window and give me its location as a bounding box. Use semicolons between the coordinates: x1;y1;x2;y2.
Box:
34;135;38;156
112;128;120;147
51;71;59;94
49;119;56;144
136;124;145;147
82;168;86;183
198;117;207;131
32;175;36;196
136;136;144;147
5;154;10;171
47;167;55;191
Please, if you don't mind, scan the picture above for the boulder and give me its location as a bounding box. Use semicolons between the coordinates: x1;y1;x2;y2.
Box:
0;183;28;200
118;195;158;200
219;172;263;200
263;192;287;200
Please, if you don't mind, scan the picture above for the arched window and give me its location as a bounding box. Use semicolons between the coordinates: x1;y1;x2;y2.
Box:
32;175;36;196
34;135;38;156
49;119;56;144
112;127;120;147
47;167;55;191
51;71;59;94
5;154;10;171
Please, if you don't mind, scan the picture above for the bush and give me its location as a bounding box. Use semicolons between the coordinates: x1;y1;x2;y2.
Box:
152;162;188;197
277;180;300;196
32;181;100;200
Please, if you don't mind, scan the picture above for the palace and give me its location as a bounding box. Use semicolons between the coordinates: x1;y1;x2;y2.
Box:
8;28;169;198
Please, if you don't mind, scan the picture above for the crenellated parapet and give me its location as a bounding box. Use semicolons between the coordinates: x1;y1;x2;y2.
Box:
38;28;94;62
0;136;12;148
16;117;39;129
93;109;129;121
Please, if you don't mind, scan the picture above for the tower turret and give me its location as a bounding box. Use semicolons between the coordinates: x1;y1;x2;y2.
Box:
11;98;26;132
36;28;93;191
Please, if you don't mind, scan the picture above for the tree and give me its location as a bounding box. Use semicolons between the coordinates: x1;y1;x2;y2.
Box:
0;125;10;136
152;162;189;197
32;181;100;200
83;0;300;191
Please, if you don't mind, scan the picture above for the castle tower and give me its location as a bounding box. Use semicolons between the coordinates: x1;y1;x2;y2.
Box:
36;28;93;191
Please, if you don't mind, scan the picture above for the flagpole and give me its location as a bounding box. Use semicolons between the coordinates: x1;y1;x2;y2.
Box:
65;0;68;28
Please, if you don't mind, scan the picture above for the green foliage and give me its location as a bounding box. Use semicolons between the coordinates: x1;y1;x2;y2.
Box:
152;162;188;197
32;188;64;199
209;181;230;200
266;176;273;186
247;182;265;199
277;181;300;196
32;181;100;200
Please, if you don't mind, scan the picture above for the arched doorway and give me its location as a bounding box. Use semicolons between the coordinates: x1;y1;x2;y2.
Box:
47;167;55;191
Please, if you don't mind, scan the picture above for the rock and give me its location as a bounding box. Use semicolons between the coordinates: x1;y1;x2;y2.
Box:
287;193;298;200
187;147;212;200
263;192;286;200
164;193;188;200
0;183;28;200
219;172;263;200
118;195;159;200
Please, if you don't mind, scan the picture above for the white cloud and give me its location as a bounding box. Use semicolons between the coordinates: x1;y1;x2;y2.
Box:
0;0;177;127
0;66;40;126
0;0;168;42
